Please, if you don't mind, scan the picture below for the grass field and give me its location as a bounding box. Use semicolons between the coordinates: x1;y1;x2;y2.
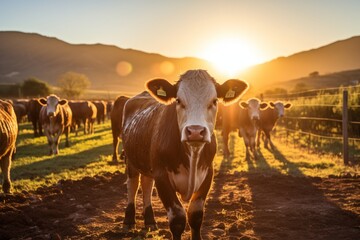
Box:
5;121;359;193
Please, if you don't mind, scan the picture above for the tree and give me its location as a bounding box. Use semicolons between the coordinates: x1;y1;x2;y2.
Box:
57;72;90;98
21;77;50;97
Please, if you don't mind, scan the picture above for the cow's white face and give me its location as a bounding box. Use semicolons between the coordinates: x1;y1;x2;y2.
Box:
175;78;217;144
270;101;292;118
240;98;268;121
38;95;67;117
146;70;249;145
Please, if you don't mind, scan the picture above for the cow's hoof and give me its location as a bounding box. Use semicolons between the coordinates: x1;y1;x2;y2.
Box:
2;181;11;194
144;224;158;231
123;224;136;231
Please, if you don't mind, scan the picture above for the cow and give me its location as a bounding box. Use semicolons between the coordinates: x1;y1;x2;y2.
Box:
110;96;129;163
121;69;248;239
220;98;267;159
257;101;292;149
238;98;268;159
68;101;97;135
28;98;43;137
0;99;18;193
13;101;28;123
92;100;107;124
106;100;113;120
38;95;72;155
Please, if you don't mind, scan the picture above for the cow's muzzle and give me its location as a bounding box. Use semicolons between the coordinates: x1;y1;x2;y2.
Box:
48;112;55;117
185;125;206;142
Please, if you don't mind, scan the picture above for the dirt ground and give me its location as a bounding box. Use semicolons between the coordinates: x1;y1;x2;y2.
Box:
1;163;359;240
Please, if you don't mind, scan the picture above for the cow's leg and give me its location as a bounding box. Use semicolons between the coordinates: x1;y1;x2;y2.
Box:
222;130;230;158
188;169;213;240
44;127;53;155
240;129;250;159
155;177;186;240
123;166;140;229
32;120;38;137
64;126;70;147
256;130;261;148
112;128;120;162
266;131;274;150
38;120;43;136
53;129;63;154
141;175;157;229
250;135;258;160
0;149;13;193
262;130;269;149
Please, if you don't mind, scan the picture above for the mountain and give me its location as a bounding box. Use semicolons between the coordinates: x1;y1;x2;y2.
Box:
1;31;360;97
0;31;216;95
241;36;360;91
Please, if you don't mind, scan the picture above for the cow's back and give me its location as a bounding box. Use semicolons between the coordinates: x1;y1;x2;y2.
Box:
0;100;17;158
122;92;165;175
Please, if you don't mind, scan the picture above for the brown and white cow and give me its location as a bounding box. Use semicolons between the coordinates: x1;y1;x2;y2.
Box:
110;96;129;163
68;101;97;135
0;99;18;193
238;98;268;159
121;70;248;239
28;98;43;137
220;98;267;159
38;95;72;155
257;101;292;149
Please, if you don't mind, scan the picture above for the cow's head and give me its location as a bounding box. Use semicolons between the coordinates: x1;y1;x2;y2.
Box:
240;98;268;121
146;70;248;145
269;101;292;118
38;94;68;117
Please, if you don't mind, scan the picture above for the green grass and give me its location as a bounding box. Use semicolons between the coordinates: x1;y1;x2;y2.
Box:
9;122;125;193
213;131;359;178
2;123;359;193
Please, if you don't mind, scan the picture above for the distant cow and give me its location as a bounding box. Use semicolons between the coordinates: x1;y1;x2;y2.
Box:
28;98;43;137
106;100;113;120
68;101;97;135
0;99;18;193
13;102;28;123
238;98;268;159
92;100;107;124
257;101;292;149
110;96;129;163
220;98;267;159
122;70;248;239
38;95;72;155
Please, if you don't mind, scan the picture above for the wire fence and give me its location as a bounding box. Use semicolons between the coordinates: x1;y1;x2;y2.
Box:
262;84;360;164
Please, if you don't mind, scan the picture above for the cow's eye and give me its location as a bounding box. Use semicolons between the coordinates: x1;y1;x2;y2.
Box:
176;98;185;109
208;99;218;109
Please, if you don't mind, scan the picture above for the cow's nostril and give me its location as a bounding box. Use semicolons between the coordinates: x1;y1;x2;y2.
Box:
186;125;206;141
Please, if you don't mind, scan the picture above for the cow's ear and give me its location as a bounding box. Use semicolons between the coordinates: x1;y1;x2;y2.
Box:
269;102;275;108
38;98;47;106
239;102;248;109
260;102;268;110
146;78;176;104
217;79;248;105
59;99;68;105
284;103;292;109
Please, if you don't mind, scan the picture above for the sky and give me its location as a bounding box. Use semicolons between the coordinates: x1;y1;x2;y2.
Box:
1;0;360;69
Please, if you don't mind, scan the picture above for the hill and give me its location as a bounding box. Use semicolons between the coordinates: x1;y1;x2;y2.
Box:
1;31;360;97
0;31;216;95
241;36;360;91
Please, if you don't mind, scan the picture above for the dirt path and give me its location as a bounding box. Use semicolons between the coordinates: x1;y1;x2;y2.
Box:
1;166;359;239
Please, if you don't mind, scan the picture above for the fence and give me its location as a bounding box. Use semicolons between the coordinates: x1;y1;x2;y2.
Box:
262;85;360;165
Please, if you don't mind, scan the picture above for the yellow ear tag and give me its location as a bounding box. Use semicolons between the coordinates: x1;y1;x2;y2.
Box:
225;89;235;98
157;87;167;97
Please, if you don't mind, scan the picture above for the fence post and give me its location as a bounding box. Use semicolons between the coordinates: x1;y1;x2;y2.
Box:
342;90;349;165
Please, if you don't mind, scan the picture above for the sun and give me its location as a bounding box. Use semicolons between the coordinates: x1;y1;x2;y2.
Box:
200;37;263;77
